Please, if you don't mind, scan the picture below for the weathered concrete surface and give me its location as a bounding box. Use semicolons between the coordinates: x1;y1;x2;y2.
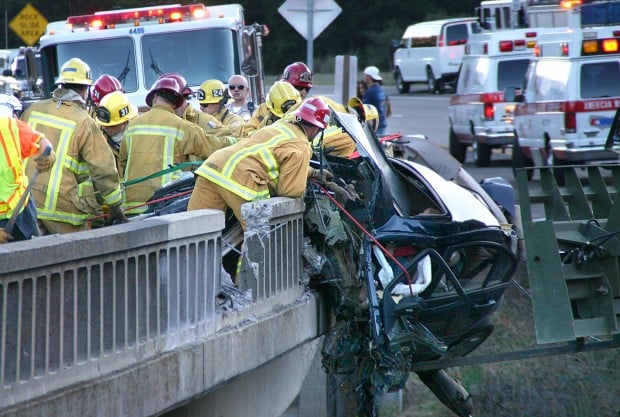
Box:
0;289;323;417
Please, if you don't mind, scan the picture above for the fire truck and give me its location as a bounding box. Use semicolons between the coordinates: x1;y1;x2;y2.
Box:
27;3;267;111
448;29;544;166
513;7;620;176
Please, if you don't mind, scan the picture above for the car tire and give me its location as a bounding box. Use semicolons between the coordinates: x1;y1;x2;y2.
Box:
511;135;533;181
426;67;438;94
395;69;410;94
449;128;467;163
473;141;491;167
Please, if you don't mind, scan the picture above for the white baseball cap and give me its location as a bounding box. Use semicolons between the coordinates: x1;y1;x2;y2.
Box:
363;66;382;81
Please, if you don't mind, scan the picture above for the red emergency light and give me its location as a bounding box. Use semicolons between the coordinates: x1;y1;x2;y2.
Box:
66;3;208;30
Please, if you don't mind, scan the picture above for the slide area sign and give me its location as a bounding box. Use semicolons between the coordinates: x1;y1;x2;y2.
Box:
9;3;48;46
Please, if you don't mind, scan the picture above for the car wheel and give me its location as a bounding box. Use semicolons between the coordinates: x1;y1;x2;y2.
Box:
473;141;491;167
426;67;437;94
395;69;410;94
449;128;466;163
511;135;533;181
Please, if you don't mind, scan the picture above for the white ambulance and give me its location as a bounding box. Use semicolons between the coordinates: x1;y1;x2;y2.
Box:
448;29;543;166
513;24;620;173
32;3;267;111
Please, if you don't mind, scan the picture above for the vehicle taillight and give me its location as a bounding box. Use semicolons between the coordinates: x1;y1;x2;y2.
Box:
484;102;494;120
564;112;576;133
499;40;513;52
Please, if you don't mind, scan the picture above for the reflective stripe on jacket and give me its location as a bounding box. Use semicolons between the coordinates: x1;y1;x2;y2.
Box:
0;118;41;219
22;91;122;226
119;105;217;212
195;120;312;202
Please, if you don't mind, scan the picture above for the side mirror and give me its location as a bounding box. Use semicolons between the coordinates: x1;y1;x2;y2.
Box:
24;48;38;90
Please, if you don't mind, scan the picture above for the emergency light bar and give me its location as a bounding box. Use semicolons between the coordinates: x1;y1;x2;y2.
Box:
66;3;208;30
582;38;620;55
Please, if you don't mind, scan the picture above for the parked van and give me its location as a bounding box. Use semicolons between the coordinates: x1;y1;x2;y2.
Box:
392;18;480;94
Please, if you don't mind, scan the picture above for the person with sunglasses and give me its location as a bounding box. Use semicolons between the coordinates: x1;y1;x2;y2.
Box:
282;62;313;99
225;74;252;122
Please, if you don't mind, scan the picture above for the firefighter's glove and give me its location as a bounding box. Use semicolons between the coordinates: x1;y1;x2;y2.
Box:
326;181;359;205
35;149;56;171
106;204;128;225
311;168;334;183
0;228;14;244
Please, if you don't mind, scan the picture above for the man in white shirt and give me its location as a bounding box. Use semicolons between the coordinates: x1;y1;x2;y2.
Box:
225;74;252;122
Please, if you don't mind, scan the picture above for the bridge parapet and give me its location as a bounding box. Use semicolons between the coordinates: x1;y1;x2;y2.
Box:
0;199;312;417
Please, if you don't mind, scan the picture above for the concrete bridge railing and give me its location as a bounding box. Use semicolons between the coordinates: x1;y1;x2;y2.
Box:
0;198;316;417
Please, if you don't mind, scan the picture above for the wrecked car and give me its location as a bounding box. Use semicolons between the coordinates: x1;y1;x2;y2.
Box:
305;111;519;417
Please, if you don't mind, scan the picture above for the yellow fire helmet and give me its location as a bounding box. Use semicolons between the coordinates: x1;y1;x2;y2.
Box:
95;91;138;127
266;80;301;118
56;57;93;86
197;79;226;104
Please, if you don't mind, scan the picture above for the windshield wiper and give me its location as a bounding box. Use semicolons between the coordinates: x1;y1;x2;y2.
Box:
117;51;131;85
149;49;164;77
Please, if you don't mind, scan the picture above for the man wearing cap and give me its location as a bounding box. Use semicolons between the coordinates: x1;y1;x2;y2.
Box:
362;66;388;136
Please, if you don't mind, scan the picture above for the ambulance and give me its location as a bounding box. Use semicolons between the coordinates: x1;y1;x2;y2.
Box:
513;24;620;173
448;29;544;166
512;1;620;175
31;3;267;111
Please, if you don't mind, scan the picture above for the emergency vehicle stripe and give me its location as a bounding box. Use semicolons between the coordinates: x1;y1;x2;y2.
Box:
515;98;620;116
28;111;76;215
0;119;28;218
450;92;505;105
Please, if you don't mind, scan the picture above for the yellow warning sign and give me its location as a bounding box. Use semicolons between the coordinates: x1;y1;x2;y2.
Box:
9;4;48;46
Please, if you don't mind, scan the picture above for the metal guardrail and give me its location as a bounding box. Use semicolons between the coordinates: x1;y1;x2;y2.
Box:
0;198;306;410
516;165;620;344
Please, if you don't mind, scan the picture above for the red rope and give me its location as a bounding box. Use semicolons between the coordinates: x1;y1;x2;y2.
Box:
311;179;415;296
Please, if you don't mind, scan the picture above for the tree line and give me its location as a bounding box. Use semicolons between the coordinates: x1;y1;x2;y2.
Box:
2;0;479;74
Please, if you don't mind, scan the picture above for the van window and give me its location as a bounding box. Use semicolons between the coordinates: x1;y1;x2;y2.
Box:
497;59;529;91
446;24;468;46
529;60;570;101
580;61;620;99
457;58;490;94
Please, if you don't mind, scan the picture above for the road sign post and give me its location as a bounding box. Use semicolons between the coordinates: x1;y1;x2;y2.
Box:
278;0;341;70
9;3;48;47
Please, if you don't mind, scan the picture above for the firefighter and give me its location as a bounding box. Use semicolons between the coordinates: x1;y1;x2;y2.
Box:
187;97;332;230
0;94;55;243
94;90;137;170
21;57;126;234
196;79;244;129
244;80;301;135
162;72;237;147
89;74;123;117
348;97;379;132
118;76;221;214
282;61;313;99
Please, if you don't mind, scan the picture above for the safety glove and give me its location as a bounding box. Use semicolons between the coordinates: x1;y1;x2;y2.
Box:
106;204;128;225
35;148;56;171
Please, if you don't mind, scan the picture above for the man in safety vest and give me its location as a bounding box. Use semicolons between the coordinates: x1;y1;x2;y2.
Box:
119;76;223;214
0;94;55;243
21;57;126;234
187;97;332;230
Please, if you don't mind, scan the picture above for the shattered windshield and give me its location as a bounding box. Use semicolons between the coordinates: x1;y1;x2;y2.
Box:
56;37;137;92
142;28;236;90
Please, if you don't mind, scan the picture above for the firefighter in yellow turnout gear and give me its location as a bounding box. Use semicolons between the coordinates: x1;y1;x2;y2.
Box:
21;58;126;234
188;97;332;230
119;76;223;214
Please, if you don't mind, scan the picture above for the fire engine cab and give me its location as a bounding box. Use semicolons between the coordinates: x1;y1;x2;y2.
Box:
32;3;267;111
448;29;543;166
513;1;620;174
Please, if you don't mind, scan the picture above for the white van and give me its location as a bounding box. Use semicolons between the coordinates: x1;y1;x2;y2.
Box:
392;18;480;94
448;29;544;166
